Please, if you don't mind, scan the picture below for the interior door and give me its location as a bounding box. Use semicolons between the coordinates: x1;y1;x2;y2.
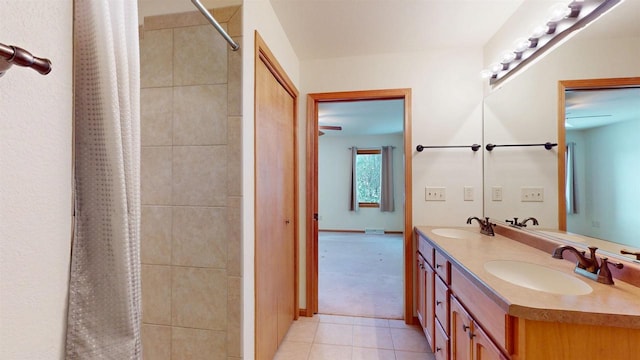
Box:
254;32;298;360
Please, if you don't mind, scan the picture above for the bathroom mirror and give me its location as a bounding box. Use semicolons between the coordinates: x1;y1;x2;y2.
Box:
483;0;640;260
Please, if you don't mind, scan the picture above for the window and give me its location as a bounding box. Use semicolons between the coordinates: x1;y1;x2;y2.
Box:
356;149;381;207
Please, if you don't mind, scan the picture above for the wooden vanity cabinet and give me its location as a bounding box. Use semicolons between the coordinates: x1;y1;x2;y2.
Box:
451;295;506;360
417;252;435;350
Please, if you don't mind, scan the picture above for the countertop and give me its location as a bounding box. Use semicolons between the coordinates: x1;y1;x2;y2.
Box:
415;225;640;329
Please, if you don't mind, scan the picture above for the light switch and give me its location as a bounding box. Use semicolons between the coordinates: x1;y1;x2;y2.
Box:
463;186;474;201
491;186;503;201
521;187;544;202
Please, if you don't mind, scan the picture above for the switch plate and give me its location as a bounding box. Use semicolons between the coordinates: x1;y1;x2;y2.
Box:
425;187;446;201
463;186;474;201
521;187;544;202
491;186;503;201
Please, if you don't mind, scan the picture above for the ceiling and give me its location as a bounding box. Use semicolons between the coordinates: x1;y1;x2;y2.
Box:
272;0;640;137
270;0;525;60
318;99;405;136
565;87;640;130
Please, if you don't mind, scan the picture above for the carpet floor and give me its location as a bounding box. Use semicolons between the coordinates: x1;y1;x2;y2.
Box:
318;231;404;320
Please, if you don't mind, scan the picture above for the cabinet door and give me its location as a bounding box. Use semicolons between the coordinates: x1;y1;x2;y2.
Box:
450;296;472;360
417;254;427;328
472;323;507;360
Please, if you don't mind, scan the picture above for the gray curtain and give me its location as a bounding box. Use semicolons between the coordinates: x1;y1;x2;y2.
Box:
566;142;578;214
66;0;142;358
380;146;395;212
349;147;359;211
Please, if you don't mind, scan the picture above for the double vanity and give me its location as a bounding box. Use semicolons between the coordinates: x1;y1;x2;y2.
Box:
414;224;640;360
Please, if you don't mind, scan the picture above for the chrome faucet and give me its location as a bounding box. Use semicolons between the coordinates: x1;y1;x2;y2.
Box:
466;216;495;236
552;245;624;285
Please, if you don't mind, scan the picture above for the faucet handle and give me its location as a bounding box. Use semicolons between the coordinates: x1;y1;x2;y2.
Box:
597;257;624;285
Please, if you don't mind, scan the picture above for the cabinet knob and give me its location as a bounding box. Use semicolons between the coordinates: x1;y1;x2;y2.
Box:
436;301;442;306
436;347;442;352
462;324;470;332
436;263;442;269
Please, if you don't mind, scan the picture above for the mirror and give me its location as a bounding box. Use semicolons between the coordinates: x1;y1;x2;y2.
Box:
483;0;640;261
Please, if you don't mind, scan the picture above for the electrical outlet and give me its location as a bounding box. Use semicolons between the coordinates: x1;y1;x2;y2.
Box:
521;187;544;202
491;186;503;201
463;186;474;201
425;186;446;201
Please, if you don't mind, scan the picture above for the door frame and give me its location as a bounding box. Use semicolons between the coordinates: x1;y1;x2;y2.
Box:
557;77;640;230
305;88;413;322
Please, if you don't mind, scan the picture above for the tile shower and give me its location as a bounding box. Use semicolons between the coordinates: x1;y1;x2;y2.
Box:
139;7;242;360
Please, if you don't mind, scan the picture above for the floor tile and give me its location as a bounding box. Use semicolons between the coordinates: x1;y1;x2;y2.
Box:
352;325;394;349
284;320;319;343
395;350;436;360
317;314;355;325
390;328;430;352
308;344;352;360
314;323;353;346
352;347;396;360
352;317;389;327
273;341;312;360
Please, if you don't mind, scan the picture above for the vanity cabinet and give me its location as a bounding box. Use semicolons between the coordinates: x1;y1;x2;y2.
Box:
416;231;509;360
451;295;506;360
416;226;640;360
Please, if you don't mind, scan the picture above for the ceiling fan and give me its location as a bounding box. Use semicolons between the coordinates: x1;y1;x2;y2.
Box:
318;125;342;136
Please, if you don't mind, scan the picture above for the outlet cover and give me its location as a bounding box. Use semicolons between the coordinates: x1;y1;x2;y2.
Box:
491;186;503;201
463;186;474;201
425;187;446;201
521;187;544;202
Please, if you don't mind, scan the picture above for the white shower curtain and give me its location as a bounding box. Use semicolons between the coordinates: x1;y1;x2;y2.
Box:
66;1;141;359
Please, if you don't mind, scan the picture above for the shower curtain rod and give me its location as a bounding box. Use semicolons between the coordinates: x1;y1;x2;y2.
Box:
191;0;240;51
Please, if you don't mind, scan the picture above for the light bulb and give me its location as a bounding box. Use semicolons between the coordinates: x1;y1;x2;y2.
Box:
513;38;530;52
531;25;548;39
548;3;571;22
501;51;517;64
490;63;502;74
480;69;494;79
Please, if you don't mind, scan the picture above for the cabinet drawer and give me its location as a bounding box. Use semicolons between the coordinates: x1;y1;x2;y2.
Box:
418;235;435;267
435;275;449;334
434;320;450;360
434;250;450;283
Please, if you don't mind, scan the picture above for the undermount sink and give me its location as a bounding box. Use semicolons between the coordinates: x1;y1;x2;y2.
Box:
539;230;586;243
431;228;481;240
484;260;592;295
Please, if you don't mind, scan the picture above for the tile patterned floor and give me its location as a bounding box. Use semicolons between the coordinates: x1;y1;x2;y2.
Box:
274;314;435;360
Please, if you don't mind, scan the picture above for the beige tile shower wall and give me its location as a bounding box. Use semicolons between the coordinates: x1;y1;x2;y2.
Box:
139;6;243;360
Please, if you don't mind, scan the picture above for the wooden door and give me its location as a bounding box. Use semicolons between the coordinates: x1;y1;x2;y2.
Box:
255;32;298;360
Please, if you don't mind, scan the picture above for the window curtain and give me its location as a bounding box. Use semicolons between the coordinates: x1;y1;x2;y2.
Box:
66;1;142;359
380;146;395;212
349;146;359;211
566;142;578;214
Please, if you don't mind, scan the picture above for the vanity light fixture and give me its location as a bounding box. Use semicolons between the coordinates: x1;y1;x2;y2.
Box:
482;0;622;86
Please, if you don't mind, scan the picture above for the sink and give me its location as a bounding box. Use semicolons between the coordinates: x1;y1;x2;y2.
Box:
431;228;481;240
484;260;592;295
539;230;585;243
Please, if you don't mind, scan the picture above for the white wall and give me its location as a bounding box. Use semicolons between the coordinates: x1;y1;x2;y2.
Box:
319;134;404;232
482;33;640;229
137;0;242;24
301;48;485;231
567;119;640;246
242;1;300;358
0;1;73;358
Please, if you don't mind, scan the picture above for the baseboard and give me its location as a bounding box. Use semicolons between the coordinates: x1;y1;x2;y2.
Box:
299;308;313;317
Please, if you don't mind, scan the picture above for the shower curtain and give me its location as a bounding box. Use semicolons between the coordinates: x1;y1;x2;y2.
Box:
66;1;141;359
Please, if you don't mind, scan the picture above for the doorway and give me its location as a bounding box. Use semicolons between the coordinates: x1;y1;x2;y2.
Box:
305;89;413;323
